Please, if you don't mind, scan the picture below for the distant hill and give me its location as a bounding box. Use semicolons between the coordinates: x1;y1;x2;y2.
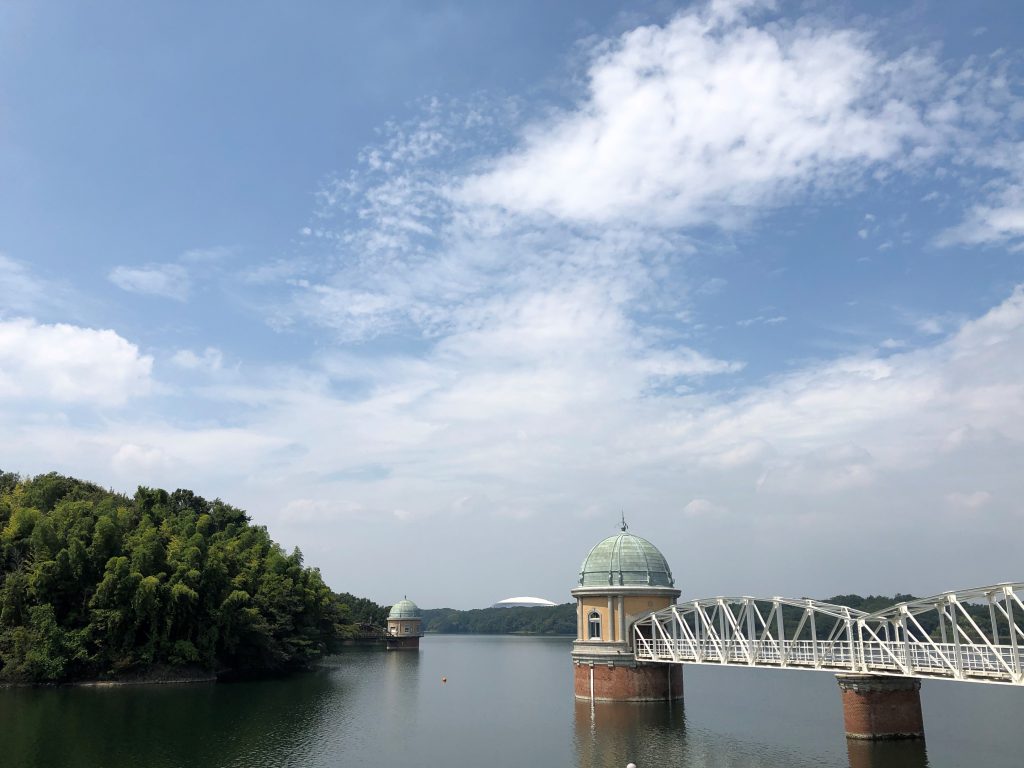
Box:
420;591;1000;640
420;603;576;635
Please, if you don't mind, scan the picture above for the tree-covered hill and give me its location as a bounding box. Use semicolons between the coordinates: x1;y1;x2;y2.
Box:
421;592;1000;640
0;471;385;684
421;603;577;635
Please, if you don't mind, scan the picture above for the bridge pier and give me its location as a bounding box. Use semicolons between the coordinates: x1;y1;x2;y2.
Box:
836;675;924;740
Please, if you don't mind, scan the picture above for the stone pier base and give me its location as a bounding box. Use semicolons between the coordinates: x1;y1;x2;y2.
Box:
385;636;421;651
573;660;683;702
836;674;924;740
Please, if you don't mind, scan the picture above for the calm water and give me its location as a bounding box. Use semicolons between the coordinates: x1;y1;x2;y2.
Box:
2;635;1022;768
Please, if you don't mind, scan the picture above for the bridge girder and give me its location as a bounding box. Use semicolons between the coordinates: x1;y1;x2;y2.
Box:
633;582;1024;685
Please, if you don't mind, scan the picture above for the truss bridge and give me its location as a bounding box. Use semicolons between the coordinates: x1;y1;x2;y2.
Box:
633;582;1024;686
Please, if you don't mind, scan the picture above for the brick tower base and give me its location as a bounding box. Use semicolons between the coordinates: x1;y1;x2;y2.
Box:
574;660;683;702
386;636;420;650
836;674;924;740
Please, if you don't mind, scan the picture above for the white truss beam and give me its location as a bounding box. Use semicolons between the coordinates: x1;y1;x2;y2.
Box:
633;582;1024;686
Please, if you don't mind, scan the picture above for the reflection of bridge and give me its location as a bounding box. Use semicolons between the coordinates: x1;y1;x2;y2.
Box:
633;582;1024;686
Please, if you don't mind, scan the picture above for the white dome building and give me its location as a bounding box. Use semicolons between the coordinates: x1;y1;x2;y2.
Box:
491;596;558;608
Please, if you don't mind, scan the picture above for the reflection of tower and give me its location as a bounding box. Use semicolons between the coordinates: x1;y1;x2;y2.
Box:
382;644;421;719
386;597;424;650
571;522;682;701
573;699;686;768
846;738;929;768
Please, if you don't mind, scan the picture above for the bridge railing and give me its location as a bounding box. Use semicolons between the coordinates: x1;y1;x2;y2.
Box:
633;583;1024;685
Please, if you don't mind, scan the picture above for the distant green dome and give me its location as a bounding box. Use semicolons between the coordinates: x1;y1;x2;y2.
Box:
388;599;421;620
578;530;675;587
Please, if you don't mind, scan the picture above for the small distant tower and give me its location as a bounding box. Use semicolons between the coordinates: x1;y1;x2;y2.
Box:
571;520;682;701
386;597;424;651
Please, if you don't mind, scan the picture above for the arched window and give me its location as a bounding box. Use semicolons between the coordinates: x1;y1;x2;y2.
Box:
588;611;602;640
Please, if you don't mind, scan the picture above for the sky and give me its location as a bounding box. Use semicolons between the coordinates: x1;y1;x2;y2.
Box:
1;0;1023;609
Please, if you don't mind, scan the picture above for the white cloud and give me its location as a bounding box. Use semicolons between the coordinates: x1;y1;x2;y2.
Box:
757;443;876;495
252;286;1024;526
180;246;235;263
0;254;75;317
0;254;46;314
912;313;960;336
0;319;152;406
737;315;786;327
280;498;363;523
682;498;729;518
109;263;190;301
682;287;1024;475
459;5;939;228
112;443;170;474
937;183;1024;249
946;490;992;512
171;347;224;372
108;245;233;301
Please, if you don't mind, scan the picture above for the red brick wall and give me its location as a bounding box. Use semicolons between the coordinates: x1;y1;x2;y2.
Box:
574;662;683;701
386;636;420;650
837;676;924;740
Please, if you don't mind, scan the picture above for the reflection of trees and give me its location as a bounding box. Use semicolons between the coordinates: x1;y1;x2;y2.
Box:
0;672;342;768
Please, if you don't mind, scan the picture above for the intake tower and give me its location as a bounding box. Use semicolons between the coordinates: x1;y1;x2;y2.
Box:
571;522;682;701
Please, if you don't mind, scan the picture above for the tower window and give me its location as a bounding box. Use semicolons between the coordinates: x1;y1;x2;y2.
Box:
588;611;602;640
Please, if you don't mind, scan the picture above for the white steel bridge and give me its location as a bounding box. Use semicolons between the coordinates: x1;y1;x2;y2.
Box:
633;582;1023;685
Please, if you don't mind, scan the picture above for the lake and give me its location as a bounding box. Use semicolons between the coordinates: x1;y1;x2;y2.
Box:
2;635;1021;767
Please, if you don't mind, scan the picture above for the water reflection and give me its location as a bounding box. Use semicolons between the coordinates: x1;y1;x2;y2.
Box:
574;699;687;768
381;647;420;720
846;738;929;768
0;672;339;768
4;638;1017;768
573;696;860;768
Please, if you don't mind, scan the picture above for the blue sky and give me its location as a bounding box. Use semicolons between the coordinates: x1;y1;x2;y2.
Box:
2;0;1023;608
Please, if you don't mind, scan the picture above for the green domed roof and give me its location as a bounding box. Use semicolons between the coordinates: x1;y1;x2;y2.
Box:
388;599;421;620
578;530;675;587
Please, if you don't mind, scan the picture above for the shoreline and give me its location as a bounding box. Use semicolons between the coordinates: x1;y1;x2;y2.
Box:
1;668;218;689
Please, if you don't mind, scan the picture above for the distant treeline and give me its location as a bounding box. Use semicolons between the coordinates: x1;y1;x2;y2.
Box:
787;593;996;641
421;592;1001;641
421;604;577;635
0;471;387;684
678;593;997;642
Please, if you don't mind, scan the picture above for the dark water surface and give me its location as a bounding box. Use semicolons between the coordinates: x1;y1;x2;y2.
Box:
2;635;1021;768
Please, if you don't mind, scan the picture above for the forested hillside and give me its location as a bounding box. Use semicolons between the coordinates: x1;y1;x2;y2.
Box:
421;592;1000;640
421;603;576;634
0;471;384;684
